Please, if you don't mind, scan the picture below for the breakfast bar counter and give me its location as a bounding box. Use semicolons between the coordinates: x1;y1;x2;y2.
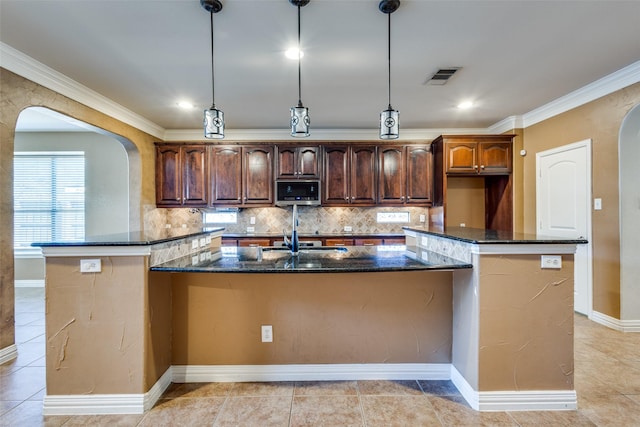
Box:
35;226;584;415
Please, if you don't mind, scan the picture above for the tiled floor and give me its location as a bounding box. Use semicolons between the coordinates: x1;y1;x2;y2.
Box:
1;287;639;426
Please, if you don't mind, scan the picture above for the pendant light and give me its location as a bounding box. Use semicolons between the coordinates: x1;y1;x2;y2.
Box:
202;0;224;139
289;0;310;137
379;0;400;140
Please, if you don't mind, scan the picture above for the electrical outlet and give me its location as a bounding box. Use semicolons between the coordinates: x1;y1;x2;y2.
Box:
80;259;101;273
192;240;199;249
261;325;273;343
250;216;256;225
199;238;206;247
419;214;426;223
247;226;255;233
594;198;602;210
344;226;353;232
541;255;562;269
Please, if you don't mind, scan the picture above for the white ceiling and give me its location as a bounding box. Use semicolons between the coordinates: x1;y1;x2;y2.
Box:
2;0;640;134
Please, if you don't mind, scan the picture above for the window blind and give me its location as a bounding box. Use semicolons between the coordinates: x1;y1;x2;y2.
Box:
14;152;85;248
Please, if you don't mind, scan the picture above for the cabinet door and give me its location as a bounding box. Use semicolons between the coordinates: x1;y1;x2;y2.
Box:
238;238;271;247
182;145;208;206
350;146;377;205
156;145;182;206
210;146;242;205
298;146;320;178
406;145;432;205
276;146;297;179
378;146;405;204
322;146;350;205
325;238;354;247
479;142;512;174
243;146;273;205
355;238;383;246
445;142;478;174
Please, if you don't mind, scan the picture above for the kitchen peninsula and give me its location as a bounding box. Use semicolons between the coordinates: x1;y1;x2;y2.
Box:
36;226;585;415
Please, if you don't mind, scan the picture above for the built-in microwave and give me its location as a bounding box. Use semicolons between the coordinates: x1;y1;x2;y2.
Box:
275;180;321;206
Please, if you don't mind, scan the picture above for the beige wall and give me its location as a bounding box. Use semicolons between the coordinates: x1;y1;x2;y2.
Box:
522;82;640;318
0;68;158;353
171;271;453;365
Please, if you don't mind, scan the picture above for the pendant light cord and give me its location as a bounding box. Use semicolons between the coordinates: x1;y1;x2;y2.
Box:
210;11;215;108
297;5;303;107
387;12;392;110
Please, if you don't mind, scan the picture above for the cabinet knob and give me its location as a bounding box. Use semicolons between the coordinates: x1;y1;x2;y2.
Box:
401;196;405;201
480;165;485;169
345;197;349;201
351;196;355;201
473;165;478;169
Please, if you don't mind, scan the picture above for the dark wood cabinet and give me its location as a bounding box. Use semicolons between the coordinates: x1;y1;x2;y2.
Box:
156;144;208;207
445;140;512;175
378;145;432;206
322;145;377;206
325;238;354;247
243;146;274;205
432;135;514;231
276;146;320;179
210;146;242;205
209;145;273;206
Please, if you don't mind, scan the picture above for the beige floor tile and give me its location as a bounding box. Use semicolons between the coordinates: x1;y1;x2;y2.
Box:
428;395;518;426
0;366;45;401
508;409;597;426
357;379;423;395
230;381;294;397
140;397;226;427
214;396;292;427
162;382;234;399
361;395;442;427
59;414;145;427
418;380;461;396
290;395;362;427
294;380;358;396
0;401;69;427
579;394;640;427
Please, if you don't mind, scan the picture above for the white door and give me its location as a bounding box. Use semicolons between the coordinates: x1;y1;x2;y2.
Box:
537;140;592;315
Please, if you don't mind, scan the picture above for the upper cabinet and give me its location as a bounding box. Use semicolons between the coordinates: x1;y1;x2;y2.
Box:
445;139;512;175
322;145;377;206
210;145;273;206
156;144;208;207
378;145;432;206
276;146;320;179
432;134;515;231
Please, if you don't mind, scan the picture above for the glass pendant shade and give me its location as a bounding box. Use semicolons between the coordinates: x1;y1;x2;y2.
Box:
379;107;399;140
204;106;224;139
290;104;310;137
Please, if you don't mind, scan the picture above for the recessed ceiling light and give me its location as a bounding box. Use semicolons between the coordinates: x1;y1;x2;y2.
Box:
457;101;474;110
177;101;194;109
285;48;304;60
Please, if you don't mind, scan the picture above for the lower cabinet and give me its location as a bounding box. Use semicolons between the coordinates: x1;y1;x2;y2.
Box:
223;236;405;247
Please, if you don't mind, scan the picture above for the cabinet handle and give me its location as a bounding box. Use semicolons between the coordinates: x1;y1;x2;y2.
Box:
345;197;349;201
176;198;181;201
351;196;355;201
401;196;405;201
407;196;411;200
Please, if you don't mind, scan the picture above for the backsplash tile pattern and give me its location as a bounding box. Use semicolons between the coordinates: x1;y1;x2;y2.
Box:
145;206;431;235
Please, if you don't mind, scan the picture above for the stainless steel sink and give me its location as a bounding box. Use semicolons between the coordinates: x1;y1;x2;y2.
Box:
261;246;348;254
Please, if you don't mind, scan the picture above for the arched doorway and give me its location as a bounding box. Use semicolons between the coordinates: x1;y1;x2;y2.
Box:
619;103;640;323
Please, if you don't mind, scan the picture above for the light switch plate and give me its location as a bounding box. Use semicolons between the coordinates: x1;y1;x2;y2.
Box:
594;198;602;210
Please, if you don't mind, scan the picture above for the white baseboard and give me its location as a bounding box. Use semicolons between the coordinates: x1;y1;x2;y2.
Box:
451;367;577;411
591;311;640;332
171;363;451;383
43;367;172;415
0;344;18;365
14;279;45;288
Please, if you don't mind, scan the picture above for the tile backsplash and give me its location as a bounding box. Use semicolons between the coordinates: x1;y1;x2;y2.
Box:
145;206;430;235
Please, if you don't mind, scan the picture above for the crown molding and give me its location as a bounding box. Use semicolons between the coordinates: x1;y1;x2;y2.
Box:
521;60;640;128
163;127;490;142
0;42;165;139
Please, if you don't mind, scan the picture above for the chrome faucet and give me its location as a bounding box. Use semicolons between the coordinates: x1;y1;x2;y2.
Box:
283;204;300;256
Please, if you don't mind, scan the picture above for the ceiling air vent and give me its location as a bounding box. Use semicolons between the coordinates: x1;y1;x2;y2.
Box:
425;68;460;85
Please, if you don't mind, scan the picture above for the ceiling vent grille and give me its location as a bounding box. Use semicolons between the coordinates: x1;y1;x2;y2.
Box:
425;68;460;85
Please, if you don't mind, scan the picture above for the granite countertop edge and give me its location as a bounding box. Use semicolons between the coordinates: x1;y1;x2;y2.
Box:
403;226;588;245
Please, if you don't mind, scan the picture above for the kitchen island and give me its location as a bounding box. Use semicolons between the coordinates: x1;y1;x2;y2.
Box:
35;227;584;414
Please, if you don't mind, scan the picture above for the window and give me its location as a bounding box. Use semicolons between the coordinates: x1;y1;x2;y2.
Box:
14;152;85;248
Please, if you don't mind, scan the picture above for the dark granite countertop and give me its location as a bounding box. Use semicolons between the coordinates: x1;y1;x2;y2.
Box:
222;232;405;239
403;226;588;244
32;227;225;247
150;245;471;273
